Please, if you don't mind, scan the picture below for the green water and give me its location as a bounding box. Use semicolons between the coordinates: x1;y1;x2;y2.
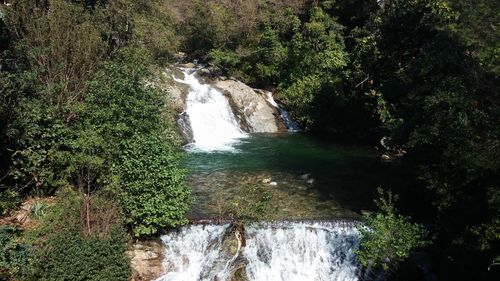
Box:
185;133;403;220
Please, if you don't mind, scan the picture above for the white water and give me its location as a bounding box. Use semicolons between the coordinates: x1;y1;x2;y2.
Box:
174;69;247;152
155;224;232;281
245;222;359;281
265;91;301;132
156;222;360;281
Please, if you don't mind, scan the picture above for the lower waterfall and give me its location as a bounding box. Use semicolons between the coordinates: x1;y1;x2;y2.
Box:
155;221;360;281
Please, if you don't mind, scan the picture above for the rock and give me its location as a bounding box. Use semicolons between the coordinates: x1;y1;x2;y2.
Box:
306;178;315;184
180;62;196;68
361;209;373;216
166;83;187;113
214;79;282;133
381;154;391;161
300;173;311;180
199;68;211;76
177;112;194;143
15;210;29;225
269;182;278;186
129;240;164;281
262;178;272;184
173;52;187;61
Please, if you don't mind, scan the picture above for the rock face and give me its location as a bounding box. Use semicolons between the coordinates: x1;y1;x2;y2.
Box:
164;70;189;113
129;240;164;281
177;111;194;142
214;79;282;133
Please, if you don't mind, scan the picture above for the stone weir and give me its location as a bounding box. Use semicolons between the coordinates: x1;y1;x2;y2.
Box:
148;220;361;281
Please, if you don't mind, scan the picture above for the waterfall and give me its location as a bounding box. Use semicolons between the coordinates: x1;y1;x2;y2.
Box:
155;224;232;281
264;92;301;132
174;69;247;152
244;222;359;281
156;221;360;281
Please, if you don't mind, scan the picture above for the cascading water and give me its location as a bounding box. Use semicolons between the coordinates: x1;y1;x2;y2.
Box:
155;224;232;281
156;221;360;281
265;92;301;132
173;69;247;152
244;221;359;281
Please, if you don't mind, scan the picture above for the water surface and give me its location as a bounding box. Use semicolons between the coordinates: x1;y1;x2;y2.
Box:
186;133;400;220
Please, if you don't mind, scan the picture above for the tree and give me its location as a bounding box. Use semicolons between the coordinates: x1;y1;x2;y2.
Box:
278;6;348;130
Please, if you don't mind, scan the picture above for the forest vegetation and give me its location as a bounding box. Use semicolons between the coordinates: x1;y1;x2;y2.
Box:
0;0;498;280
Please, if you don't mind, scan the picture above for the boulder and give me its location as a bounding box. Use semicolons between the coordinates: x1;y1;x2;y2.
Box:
177;112;194;143
199;68;211;76
167;84;187;113
129;240;164;281
214;79;281;133
180;62;196;68
173;52;187;61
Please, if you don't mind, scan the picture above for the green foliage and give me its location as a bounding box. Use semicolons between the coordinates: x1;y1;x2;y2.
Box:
83;51;191;236
0;190;19;216
25;189;131;281
31;227;130;281
119;134;190;236
278;7;348;130
0;225;31;279
357;188;429;271
252;25;288;85
7;0;107;104
208;49;242;75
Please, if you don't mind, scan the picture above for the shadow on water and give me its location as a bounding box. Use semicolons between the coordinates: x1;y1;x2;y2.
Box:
185;133;409;220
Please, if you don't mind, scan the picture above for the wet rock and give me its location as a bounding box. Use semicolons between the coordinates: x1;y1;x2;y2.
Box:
361;209;373;216
199;68;211;76
129;240;164;281
269;182;278;186
381;154;391;161
231;257;249;281
214;79;282;133
177;112;194;143
300;173;311;180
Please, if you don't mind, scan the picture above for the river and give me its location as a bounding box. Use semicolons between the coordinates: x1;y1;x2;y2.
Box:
155;68;404;281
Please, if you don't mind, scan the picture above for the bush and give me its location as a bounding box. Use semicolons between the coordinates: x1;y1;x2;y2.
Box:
0;225;31;279
83;50;191;236
119;134;190;237
26;189;131;281
356;188;429;271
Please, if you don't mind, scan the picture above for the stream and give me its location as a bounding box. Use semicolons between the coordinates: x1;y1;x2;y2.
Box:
156;68;404;281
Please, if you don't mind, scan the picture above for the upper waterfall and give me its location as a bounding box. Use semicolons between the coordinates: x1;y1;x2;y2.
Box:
173;68;247;152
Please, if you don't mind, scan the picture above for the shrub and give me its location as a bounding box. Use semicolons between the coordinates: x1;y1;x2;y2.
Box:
119;134;190;237
83;50;191;236
26;189;131;281
356;188;429;271
0;225;31;279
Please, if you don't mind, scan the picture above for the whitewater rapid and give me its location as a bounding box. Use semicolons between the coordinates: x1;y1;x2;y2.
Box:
156;221;360;281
